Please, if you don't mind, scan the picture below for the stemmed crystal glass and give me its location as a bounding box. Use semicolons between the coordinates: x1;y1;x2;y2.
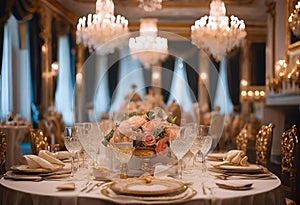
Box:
64;126;82;177
197;125;213;172
170;124;196;179
110;136;135;179
75;122;101;166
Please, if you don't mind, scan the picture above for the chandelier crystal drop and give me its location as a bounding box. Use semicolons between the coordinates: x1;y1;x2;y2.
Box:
191;0;246;61
76;0;129;55
129;18;168;68
289;1;300;38
138;0;162;12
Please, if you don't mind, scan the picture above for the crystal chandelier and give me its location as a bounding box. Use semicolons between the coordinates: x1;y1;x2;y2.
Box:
191;0;246;61
138;0;162;12
76;0;129;55
289;1;300;38
129;18;168;68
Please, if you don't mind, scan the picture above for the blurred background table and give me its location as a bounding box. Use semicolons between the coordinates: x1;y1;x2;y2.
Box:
0;125;29;171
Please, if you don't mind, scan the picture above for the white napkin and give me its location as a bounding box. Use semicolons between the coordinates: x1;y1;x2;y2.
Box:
22;150;65;171
222;150;248;166
55;151;71;160
153;164;177;179
38;150;65;166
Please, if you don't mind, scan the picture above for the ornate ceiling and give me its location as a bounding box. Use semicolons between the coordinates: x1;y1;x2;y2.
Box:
48;0;269;40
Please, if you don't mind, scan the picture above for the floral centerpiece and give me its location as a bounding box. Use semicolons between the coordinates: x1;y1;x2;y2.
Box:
102;108;179;157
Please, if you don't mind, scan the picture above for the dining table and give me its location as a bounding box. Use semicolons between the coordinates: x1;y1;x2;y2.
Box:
0;161;286;205
0;125;30;171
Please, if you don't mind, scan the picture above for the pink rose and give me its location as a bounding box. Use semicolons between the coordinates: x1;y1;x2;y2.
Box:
128;115;147;129
142;132;156;146
118;120;139;138
142;119;162;133
164;125;180;140
155;136;169;155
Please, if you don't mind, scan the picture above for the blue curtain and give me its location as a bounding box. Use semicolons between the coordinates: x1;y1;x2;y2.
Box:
0;15;31;121
167;58;194;113
55;35;74;125
94;55;110;120
110;48;145;112
213;58;233;115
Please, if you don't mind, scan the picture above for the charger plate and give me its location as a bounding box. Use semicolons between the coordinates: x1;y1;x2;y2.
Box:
101;186;196;204
110;178;188;196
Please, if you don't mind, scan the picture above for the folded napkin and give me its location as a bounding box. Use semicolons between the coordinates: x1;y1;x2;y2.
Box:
55;151;71;160
215;181;253;190
222;150;248;166
56;182;75;191
21;150;65;171
153;164;177;179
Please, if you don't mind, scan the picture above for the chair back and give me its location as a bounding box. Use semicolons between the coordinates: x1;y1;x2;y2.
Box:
255;123;275;167
281;125;298;202
236;125;248;154
0;131;7;174
29;128;49;155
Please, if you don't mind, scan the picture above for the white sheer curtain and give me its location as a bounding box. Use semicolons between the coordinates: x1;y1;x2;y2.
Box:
213;58;233;115
55;35;74;125
94;55;110;120
167;58;194;113
110;48;145;112
1;15;31;121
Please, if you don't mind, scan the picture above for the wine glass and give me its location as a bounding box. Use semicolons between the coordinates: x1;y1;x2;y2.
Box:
197;125;213;172
110;135;134;179
64;127;82;177
190;130;202;168
170;124;196;179
76;122;101;166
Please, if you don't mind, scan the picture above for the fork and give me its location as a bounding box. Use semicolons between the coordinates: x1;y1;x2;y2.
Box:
80;181;93;192
86;182;105;193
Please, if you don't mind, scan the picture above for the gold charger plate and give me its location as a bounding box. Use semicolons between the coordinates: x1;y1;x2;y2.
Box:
11;165;60;174
101;186;197;204
110;178;188;196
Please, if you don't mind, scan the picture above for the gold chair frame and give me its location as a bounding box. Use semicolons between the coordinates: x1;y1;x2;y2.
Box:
0;130;7;174
236;125;248;154
255;123;275;167
29;128;49;155
281;125;298;202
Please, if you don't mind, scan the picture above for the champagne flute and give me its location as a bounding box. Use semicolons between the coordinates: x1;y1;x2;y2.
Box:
110;135;134;179
170;124;196;179
64;127;82;177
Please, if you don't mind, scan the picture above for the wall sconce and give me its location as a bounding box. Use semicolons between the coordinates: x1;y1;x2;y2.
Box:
51;61;59;77
240;88;265;102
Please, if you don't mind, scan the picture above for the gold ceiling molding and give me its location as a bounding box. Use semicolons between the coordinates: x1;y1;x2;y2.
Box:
128;21;266;41
42;0;78;25
73;0;256;8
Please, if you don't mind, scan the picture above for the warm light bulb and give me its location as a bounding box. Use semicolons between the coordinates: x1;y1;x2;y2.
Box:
240;79;248;87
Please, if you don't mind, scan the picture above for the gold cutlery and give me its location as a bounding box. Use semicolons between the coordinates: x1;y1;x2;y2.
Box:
86;182;104;193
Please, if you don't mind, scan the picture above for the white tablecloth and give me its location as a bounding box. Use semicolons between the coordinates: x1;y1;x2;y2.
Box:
0;125;29;171
0;169;286;205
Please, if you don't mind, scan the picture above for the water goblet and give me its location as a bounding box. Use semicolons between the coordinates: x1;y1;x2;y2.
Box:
64;126;82;177
110;135;135;179
197;125;213;173
170;124;196;179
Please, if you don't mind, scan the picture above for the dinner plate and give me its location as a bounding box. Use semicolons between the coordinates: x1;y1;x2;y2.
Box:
214;164;264;173
10;165;60;174
110;178;188;196
101;186;197;204
4;171;43;181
